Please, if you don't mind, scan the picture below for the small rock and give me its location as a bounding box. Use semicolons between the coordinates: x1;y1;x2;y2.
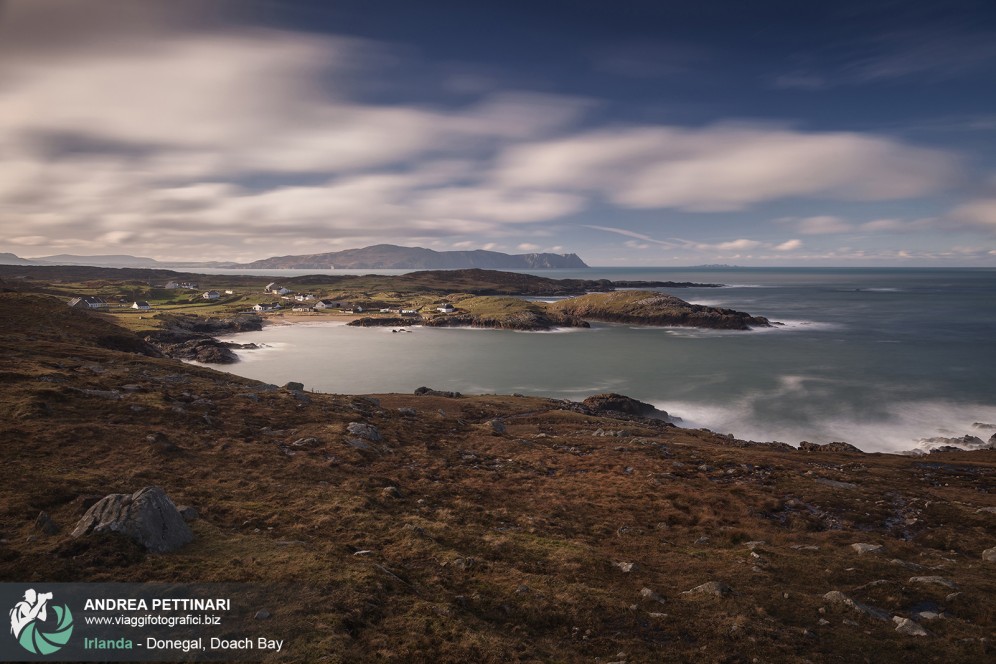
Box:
908;576;958;590
682;581;733;598
176;506;199;522
34;512;59;535
353;550;373;556
254;609;271;620
851;543;883;555
744;541;765;550
291;437;319;448
822;591;890;622
893;617;928;636
347;422;382;442
913;611;944;621
397;407;417;416
639;587;666;604
487;419;506;435
382;486;402;499
983;547;996;562
976;507;996;514
615;562;637;573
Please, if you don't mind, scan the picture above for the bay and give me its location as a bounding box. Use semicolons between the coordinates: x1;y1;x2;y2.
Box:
214;267;996;453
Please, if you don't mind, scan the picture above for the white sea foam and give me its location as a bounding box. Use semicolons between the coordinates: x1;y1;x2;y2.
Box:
758;319;843;332
654;396;996;453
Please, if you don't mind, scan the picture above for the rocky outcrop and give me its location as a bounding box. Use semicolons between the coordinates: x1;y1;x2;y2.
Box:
143;313;262;364
799;441;863;453
144;334;239;363
550;290;772;330
348;316;419;327
71;486;193;553
414;386;463;398
581;393;670;421
421;311;588;332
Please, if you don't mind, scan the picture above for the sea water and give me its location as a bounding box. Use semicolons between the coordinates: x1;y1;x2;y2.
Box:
215;267;996;453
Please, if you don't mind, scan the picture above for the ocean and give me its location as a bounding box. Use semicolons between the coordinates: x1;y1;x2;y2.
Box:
213;267;996;453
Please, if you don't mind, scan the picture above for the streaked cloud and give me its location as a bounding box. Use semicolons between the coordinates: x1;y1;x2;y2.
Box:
496;125;958;212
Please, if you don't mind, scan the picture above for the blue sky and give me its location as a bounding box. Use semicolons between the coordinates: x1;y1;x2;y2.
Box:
1;0;995;265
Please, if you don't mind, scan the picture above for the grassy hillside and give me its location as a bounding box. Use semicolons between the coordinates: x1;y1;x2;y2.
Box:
0;294;994;662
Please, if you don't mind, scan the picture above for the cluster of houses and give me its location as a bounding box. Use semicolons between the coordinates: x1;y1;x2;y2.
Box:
164;280;198;290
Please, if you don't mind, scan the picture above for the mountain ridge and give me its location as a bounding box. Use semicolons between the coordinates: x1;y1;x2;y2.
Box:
231;244;588;269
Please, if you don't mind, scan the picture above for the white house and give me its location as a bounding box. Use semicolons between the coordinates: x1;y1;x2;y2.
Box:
132;301;152;311
224;289;234;295
295;293;317;302
202;290;220;300
437;303;455;313
400;308;419;315
314;300;341;310
252;302;280;312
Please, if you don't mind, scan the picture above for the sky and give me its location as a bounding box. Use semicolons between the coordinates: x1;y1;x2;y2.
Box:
1;0;996;266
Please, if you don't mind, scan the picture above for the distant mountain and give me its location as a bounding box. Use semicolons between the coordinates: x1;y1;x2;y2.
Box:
0;252;35;265
232;244;589;270
29;254;163;268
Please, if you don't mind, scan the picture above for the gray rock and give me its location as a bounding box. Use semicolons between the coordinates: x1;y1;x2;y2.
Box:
639;587;666;604
346;438;371;450
254;609;271;620
291;437;319;448
615;562;636;573
177;506;199;522
382;486;402;499
34;512;59;535
71;487;193;553
487;419;506;435
347;422;382;442
908;576;958;590
893;617;928;636
976;507;996;514
397;407;417;416
283;382;304;391
744;541;766;550
851;543;883;555
682;581;733;597
822;591;890;622
982;547;996;562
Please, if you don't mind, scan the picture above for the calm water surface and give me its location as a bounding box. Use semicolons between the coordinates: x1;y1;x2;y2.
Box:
214;267;996;452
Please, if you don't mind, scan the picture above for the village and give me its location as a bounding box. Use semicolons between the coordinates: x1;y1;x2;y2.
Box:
63;278;461;329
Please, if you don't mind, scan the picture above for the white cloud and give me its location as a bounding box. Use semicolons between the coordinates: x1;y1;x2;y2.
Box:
795;215;854;235
496;125;959;211
948;198;996;230
517;243;540;251
774;239;803;251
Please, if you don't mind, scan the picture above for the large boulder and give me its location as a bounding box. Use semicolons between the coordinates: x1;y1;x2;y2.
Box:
71;487;193;553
